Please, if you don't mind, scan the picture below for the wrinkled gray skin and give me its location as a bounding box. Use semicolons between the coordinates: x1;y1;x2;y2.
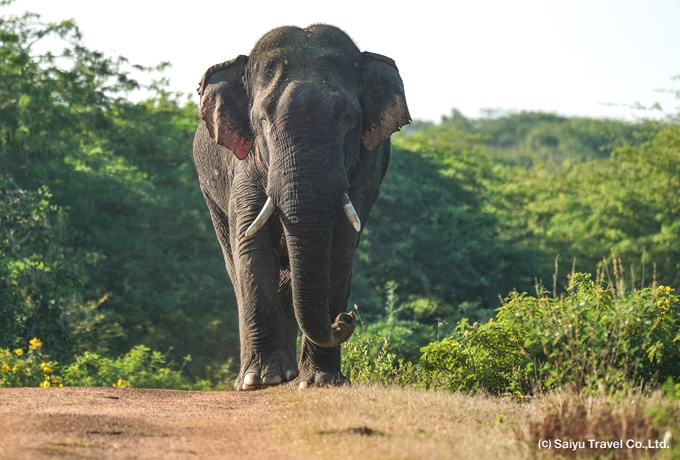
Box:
192;25;410;390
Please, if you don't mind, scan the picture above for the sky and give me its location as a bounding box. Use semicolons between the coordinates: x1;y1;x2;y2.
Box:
6;0;680;122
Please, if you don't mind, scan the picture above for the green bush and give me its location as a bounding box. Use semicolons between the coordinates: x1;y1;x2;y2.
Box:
0;338;213;390
342;333;418;387
420;273;679;394
59;345;210;390
0;337;61;387
345;273;679;395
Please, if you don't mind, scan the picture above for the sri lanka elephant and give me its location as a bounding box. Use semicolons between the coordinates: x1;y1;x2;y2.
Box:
192;24;410;390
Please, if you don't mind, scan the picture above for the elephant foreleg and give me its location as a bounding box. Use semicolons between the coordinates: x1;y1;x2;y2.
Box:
231;234;299;390
229;188;298;390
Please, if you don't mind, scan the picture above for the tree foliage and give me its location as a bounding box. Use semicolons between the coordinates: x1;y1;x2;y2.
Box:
351;106;678;361
1;5;236;375
490;115;680;290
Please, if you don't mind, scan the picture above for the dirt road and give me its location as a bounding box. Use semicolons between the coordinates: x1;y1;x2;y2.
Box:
0;384;531;459
0;387;282;459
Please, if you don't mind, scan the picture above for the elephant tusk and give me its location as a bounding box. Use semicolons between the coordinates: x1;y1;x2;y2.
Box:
342;193;361;233
245;196;276;237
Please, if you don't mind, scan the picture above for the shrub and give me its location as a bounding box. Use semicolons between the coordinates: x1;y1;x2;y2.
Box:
342;333;418;387
0;339;212;390
518;380;680;457
522;395;676;458
345;273;679;396
59;345;205;389
0;338;62;388
419;274;679;395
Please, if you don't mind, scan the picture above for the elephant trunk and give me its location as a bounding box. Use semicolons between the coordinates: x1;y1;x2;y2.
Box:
267;103;356;347
245;179;358;347
274;158;356;348
269;153;355;347
282;213;355;348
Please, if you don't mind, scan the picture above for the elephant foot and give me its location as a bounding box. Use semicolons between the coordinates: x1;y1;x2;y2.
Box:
292;368;350;389
235;350;298;391
293;336;348;388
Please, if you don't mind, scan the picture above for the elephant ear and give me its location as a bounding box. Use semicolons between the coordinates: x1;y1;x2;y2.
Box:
197;55;253;160
360;52;411;152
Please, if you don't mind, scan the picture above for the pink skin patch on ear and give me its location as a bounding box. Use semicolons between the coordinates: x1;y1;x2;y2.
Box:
200;98;252;160
361;95;411;151
214;115;252;160
232;137;252;160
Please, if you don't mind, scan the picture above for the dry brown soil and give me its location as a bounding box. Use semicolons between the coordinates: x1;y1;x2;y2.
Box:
0;385;533;459
0;387;283;459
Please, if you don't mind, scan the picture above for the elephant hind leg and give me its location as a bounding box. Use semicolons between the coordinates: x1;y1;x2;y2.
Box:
202;190;236;282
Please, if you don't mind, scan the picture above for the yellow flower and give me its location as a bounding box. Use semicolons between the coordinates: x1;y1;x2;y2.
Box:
113;378;129;388
666;286;673;293
39;362;53;374
14;348;23;357
39;379;50;388
12;364;18;373
1;362;9;373
29;337;42;350
658;301;664;308
659;285;665;291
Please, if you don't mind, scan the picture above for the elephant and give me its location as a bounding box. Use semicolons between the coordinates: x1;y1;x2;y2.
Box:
192;24;410;390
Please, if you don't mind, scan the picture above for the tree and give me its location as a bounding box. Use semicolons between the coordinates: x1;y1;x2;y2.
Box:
352;125;539;322
1;4;237;374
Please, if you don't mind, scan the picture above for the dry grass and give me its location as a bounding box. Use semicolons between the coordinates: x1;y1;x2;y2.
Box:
522;391;677;459
263;385;678;459
264;384;536;459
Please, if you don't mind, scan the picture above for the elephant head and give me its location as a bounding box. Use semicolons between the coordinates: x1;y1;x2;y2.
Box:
197;25;410;348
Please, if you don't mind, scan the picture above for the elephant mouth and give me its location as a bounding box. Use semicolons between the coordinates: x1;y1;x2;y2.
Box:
244;192;360;238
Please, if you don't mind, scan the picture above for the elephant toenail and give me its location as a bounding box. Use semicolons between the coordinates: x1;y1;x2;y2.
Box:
285;369;298;381
244;373;262;387
298;381;309;389
262;373;283;385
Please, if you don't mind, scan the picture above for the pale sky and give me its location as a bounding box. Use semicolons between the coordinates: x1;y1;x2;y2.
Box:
6;0;680;122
